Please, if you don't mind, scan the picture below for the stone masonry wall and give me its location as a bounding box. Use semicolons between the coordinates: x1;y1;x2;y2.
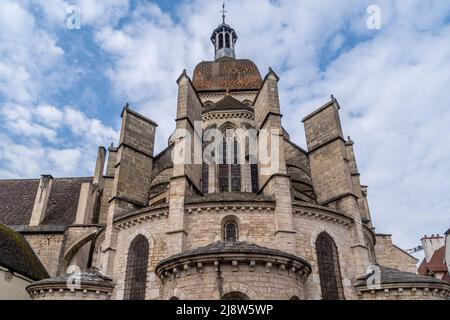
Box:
24;234;64;276
375;235;418;273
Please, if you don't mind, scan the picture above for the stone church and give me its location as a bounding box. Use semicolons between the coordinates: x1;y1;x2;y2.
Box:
0;15;449;300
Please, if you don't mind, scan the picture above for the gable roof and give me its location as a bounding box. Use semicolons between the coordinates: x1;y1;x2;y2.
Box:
0;223;49;280
0;177;92;227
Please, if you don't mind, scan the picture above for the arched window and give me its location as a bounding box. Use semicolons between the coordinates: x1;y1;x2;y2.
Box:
315;232;344;300
225;32;230;48
169;296;179;300
124;235;149;300
289;296;300;300
218;33;224;49
224;221;238;242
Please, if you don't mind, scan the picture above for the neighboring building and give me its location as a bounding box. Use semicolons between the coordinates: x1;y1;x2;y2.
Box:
418;234;450;284
446;229;450;277
0;224;48;299
1;14;449;300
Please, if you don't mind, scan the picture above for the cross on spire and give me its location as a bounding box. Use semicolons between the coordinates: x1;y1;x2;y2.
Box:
221;2;227;24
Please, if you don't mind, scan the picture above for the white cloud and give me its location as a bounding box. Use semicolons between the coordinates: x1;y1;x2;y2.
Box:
0;0;449;251
29;0;130;28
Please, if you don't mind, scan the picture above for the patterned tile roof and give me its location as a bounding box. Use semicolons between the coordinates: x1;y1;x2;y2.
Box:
193;58;262;92
0;223;49;280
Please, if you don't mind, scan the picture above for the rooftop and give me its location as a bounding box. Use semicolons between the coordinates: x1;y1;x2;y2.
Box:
193;58;262;92
0;223;49;280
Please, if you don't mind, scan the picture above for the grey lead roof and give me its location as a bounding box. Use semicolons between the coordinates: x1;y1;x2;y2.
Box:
355;265;448;287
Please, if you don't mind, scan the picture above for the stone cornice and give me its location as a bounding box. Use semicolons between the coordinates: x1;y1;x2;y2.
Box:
185;203;275;214
27;284;113;299
202;111;254;121
292;203;353;228
113;206;169;231
355;283;450;299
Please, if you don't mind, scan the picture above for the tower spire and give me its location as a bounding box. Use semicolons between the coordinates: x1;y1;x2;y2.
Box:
221;2;227;24
211;2;237;60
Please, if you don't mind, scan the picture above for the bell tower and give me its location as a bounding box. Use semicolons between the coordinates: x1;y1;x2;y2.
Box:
211;3;238;60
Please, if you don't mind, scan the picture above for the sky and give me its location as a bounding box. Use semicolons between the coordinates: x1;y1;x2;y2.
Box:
0;0;449;256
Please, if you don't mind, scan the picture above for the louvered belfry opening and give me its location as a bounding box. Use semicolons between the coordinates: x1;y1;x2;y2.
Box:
315;232;345;300
124;235;149;300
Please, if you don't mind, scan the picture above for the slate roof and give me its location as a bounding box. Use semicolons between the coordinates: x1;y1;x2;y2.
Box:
355;264;448;287
193;58;262;92
0;223;49;280
27;267;113;288
0;177;92;227
186;192;275;204
0;179;40;225
202;95;253;114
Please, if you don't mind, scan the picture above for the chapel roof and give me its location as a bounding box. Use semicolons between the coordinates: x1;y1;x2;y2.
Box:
156;241;311;271
0;223;49;280
355;265;448;287
27;267;113;288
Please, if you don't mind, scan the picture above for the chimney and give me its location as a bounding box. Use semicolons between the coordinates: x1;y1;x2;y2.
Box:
29;175;53;226
421;234;445;262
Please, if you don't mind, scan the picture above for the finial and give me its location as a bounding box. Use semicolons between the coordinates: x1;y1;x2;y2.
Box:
125;102;129;108
221;2;227;24
226;88;230;95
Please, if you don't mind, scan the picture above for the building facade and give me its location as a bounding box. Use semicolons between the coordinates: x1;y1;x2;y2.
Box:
1;17;449;300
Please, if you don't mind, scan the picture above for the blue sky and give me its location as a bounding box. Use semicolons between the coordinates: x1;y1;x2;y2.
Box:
1;0;450;255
